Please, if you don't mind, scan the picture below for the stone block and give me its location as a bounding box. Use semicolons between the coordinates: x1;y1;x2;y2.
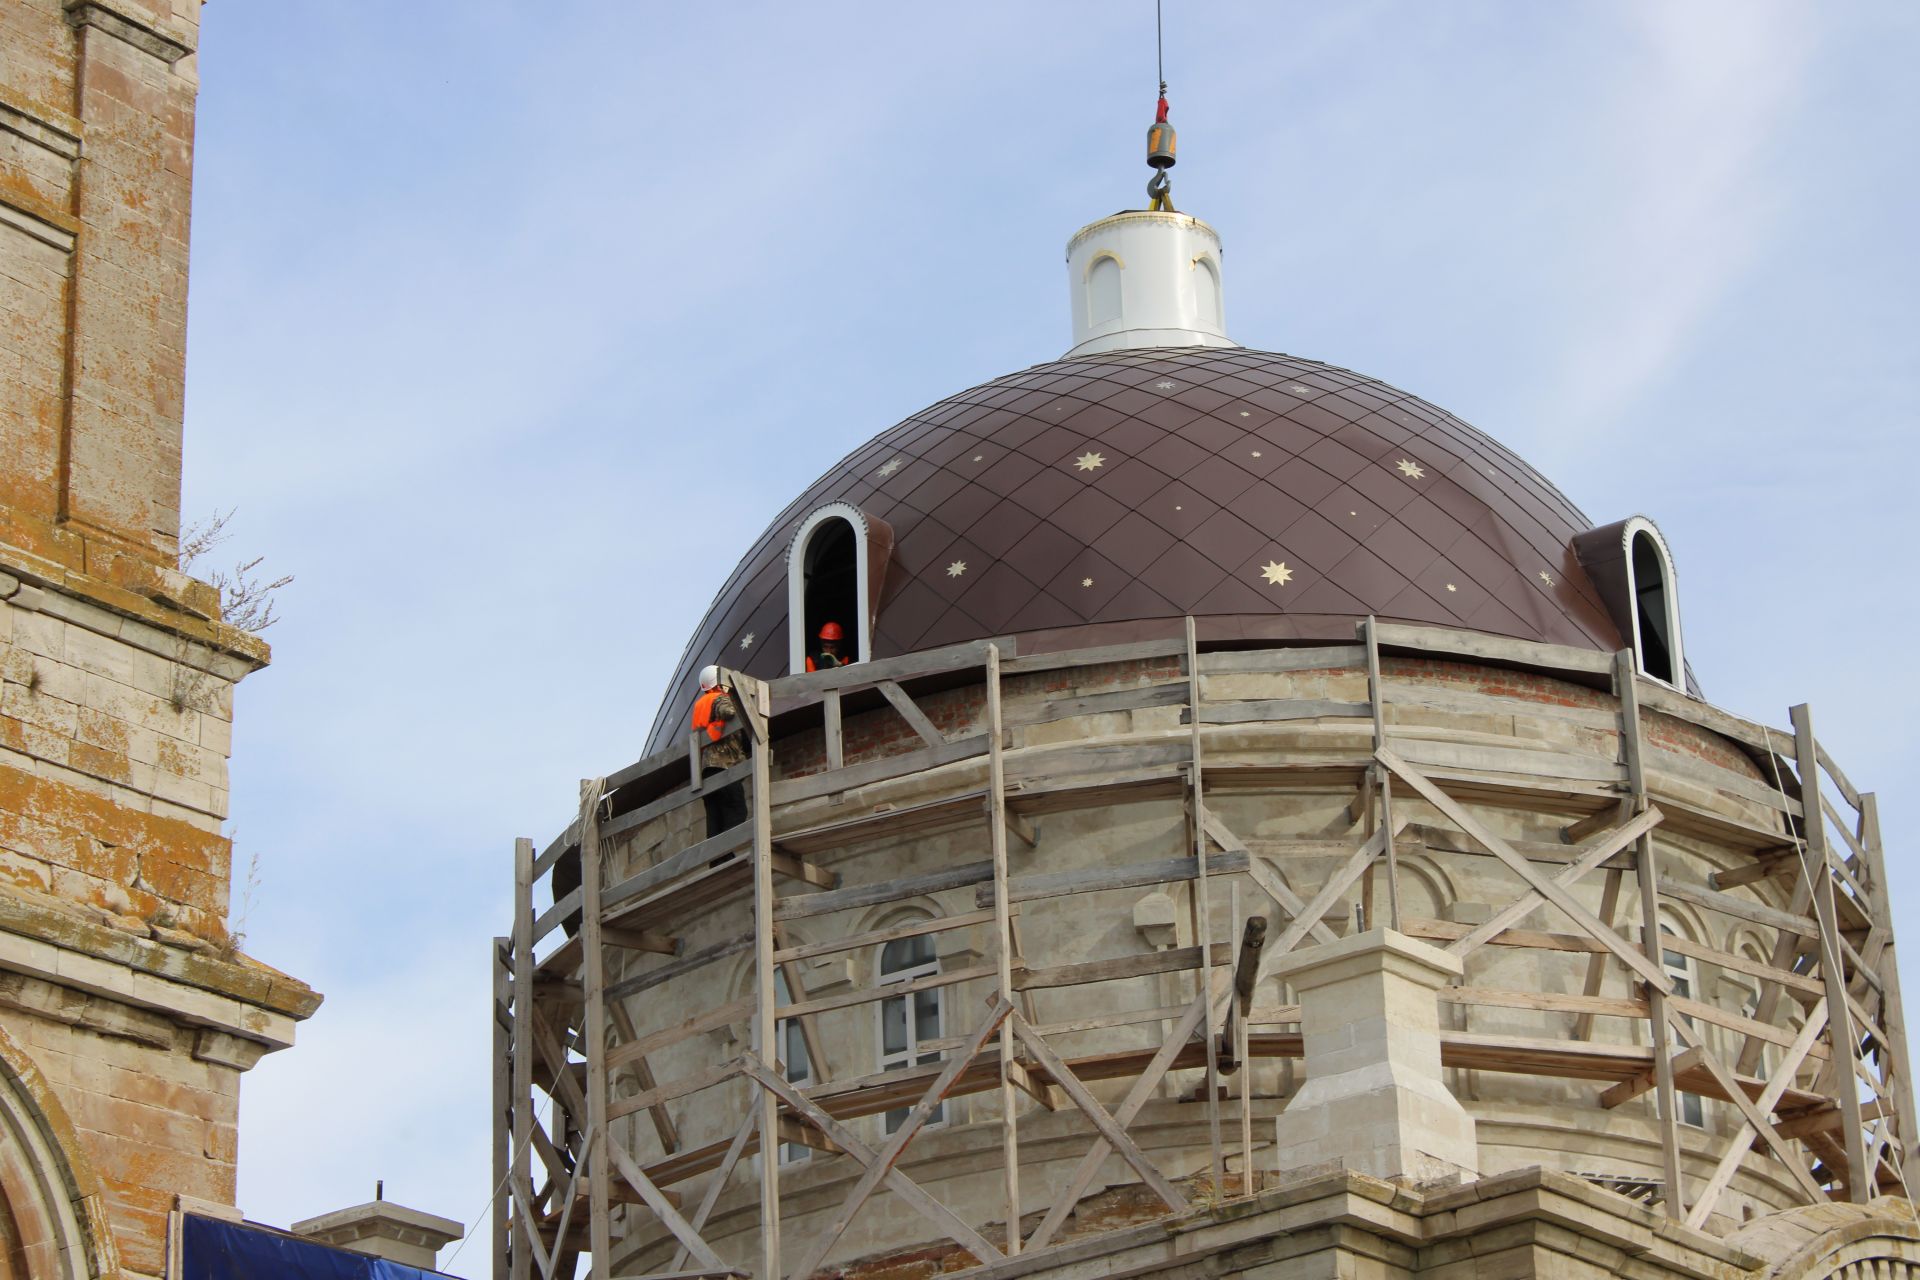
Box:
1273;929;1478;1184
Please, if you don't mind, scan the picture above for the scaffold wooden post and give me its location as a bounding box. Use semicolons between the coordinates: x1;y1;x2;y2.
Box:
1618;652;1687;1220
986;644;1021;1253
1859;792;1917;1170
1231;882;1253;1194
510;838;535;1280
1793;702;1871;1200
579;779;612;1272
1185;616;1226;1190
1363;617;1401;930
492;935;511;1280
749;678;782;1279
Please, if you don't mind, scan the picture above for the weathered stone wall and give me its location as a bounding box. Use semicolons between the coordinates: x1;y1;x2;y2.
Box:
2;0;203;567
0;5;320;1276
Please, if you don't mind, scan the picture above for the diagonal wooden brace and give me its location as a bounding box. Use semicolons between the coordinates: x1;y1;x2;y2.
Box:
1666;1011;1827;1203
607;1134;731;1273
742;1058;1004;1268
1025;979;1230;1252
1010;1014;1187;1212
785;996;1014;1279
1686;998;1829;1228
1378;747;1671;995
1206;812;1340;948
1449;805;1662;960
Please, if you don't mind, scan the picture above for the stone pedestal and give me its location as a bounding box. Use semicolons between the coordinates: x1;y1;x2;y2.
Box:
1271;928;1478;1184
290;1201;463;1270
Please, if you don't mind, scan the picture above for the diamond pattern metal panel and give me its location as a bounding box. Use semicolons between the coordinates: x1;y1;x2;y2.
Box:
645;347;1626;751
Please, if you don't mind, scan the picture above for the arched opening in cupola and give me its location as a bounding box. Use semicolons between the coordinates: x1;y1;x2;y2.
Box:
802;518;859;662
788;502;886;674
1629;526;1680;686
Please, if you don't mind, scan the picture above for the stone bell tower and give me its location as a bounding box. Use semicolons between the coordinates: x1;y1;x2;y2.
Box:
0;4;318;1278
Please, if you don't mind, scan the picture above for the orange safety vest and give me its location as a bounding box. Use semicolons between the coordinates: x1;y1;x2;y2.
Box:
690;688;728;741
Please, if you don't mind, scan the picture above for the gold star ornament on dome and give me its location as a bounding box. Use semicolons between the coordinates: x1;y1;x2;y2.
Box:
1259;561;1294;587
946;560;967;578
1395;458;1425;479
1074;451;1106;472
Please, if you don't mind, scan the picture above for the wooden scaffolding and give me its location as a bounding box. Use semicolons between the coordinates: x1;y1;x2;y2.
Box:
490;620;1911;1279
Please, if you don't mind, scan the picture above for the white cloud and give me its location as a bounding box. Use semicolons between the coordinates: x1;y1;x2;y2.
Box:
1545;1;1811;436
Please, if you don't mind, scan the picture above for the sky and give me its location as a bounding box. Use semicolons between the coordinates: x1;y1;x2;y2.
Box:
177;2;1919;1265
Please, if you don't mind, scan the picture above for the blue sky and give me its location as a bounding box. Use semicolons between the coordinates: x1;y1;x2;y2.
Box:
178;2;1918;1260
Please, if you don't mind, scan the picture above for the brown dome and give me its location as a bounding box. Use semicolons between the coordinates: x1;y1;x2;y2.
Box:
645;346;1624;751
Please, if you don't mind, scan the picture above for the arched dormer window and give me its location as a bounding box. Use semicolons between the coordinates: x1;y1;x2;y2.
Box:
1626;521;1681;686
787;503;893;674
1571;515;1686;690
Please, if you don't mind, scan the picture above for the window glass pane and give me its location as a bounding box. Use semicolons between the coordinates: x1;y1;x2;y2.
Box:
882;996;907;1055
784;1021;809;1080
914;990;941;1041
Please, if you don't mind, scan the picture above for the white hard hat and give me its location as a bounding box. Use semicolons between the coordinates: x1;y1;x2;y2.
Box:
698;665;721;691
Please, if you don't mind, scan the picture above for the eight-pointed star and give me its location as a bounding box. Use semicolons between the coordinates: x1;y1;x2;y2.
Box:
1259;561;1294;586
1074;451;1106;472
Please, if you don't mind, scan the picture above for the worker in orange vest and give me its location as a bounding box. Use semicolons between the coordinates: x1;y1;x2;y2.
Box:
806;621;847;672
690;664;747;833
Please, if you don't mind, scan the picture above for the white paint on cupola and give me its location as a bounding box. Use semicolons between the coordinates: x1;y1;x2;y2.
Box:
1064;210;1236;356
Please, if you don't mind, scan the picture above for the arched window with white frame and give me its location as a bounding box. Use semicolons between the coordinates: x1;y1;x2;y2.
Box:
877;932;944;1134
1570;515;1687;690
787;502;890;674
1627;520;1683;686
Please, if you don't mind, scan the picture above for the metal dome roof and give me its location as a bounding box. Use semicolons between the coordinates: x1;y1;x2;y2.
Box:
645;345;1625;751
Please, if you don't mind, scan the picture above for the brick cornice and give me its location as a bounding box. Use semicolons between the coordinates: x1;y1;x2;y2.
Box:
63;0;195;65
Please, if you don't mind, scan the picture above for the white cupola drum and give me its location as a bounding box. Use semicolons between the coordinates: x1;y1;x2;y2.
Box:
1065;211;1235;356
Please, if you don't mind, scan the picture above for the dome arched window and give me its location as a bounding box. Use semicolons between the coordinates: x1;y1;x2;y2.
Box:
787;503;892;675
1572;515;1687;691
1627;520;1683;686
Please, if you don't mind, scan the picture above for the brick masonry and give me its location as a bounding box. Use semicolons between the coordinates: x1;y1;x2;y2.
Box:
0;4;319;1277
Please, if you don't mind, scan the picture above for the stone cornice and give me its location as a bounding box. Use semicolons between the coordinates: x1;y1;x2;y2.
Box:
63;0;194;65
0;886;321;1038
0;535;270;672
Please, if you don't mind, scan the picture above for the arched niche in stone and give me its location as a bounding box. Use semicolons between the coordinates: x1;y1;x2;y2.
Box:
0;1026;113;1280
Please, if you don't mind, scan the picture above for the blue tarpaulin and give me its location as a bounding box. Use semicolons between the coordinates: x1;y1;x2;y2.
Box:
180;1213;460;1280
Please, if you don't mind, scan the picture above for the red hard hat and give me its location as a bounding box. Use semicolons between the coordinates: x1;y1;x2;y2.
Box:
817;622;845;641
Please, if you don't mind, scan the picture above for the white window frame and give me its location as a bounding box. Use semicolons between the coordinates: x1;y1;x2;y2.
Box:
787;502;875;674
875;933;945;1135
773;969;812;1165
1621;516;1684;689
1658;920;1705;1128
